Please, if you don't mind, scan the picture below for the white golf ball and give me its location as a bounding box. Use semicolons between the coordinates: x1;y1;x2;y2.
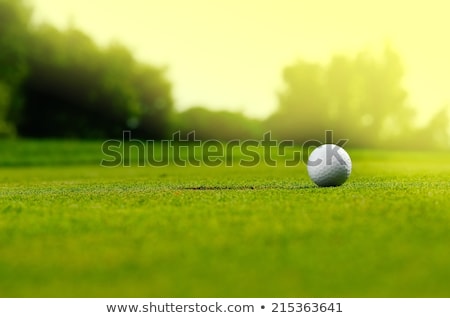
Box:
307;144;352;187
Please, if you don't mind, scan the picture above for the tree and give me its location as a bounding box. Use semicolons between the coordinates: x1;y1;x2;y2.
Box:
267;46;415;148
410;106;449;150
131;63;174;139
0;82;15;136
0;0;31;136
18;25;173;138
19;25;104;137
174;107;262;141
268;61;328;142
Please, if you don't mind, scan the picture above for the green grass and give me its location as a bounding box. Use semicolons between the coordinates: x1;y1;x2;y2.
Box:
0;141;449;297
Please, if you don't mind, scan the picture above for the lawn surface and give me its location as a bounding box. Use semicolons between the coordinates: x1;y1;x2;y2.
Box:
0;141;449;297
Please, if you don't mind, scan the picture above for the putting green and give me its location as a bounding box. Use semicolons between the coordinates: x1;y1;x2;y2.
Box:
0;141;449;297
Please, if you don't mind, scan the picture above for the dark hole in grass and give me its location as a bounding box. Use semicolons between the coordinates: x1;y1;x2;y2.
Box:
184;185;255;190
183;184;314;190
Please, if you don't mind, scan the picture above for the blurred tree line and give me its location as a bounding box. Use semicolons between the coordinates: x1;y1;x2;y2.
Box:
266;47;449;150
0;0;448;149
175;107;262;140
0;0;172;138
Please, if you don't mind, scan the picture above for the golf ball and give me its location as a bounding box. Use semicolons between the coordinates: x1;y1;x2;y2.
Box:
307;144;352;187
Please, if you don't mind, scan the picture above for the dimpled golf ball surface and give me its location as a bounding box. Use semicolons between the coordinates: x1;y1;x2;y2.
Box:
307;144;352;187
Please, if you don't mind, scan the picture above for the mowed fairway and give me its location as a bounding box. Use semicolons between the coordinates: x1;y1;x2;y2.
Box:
0;141;449;297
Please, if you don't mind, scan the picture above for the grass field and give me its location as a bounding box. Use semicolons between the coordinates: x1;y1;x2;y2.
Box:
0;140;449;297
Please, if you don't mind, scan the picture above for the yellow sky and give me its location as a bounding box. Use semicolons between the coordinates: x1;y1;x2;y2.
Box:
30;0;450;125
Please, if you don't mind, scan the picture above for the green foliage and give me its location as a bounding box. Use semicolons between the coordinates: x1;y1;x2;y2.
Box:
267;47;421;148
0;141;449;297
0;0;30;86
0;0;173;139
392;105;449;150
0;0;447;147
132;63;174;139
174;107;263;140
0;82;15;136
0;0;31;136
17;25;173;138
421;106;449;149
